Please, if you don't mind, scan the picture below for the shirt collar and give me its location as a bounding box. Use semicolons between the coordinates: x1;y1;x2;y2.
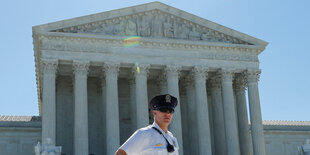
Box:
152;121;167;134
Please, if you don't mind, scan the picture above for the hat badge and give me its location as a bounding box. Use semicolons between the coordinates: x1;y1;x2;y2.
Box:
165;95;171;103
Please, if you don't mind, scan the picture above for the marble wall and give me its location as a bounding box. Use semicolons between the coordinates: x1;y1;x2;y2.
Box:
0;123;41;155
264;126;310;155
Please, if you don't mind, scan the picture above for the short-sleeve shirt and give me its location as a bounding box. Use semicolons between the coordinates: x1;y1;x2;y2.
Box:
120;122;179;155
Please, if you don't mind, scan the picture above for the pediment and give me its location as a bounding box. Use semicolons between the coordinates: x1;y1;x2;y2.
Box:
35;2;267;47
52;10;250;45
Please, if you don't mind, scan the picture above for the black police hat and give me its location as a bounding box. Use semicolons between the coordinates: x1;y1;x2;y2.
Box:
150;94;178;110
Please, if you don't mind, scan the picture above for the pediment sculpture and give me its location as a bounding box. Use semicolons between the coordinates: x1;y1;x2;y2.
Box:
53;10;251;45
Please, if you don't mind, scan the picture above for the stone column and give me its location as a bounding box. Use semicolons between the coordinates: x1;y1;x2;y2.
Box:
101;75;107;154
184;76;198;155
134;64;150;128
104;62;120;155
165;65;183;155
158;75;168;94
180;80;189;155
73;61;89;155
128;77;137;132
234;75;253;155
154;75;167;123
246;70;266;155
210;75;227;155
41;59;58;144
221;69;241;155
193;66;212;155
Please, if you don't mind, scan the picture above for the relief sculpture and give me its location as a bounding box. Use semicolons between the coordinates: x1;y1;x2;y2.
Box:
178;23;190;39
163;16;174;38
189;26;201;40
63;10;249;44
138;15;151;37
201;30;215;41
152;14;164;38
120;18;137;36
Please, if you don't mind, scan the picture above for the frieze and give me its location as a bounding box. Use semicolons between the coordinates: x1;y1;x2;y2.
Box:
52;10;251;45
39;35;259;62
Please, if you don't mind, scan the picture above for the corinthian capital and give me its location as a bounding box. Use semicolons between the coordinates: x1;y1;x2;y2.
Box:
192;66;209;80
220;68;235;81
73;60;90;75
246;69;261;83
40;58;58;75
234;74;247;91
133;64;150;76
103;62;120;75
164;65;181;78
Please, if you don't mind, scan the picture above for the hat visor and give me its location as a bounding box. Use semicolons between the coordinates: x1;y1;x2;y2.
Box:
157;106;175;111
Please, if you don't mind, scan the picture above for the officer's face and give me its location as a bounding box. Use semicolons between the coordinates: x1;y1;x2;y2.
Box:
153;109;174;125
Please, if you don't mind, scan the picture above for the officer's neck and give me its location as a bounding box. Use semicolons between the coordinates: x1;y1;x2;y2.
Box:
155;120;168;133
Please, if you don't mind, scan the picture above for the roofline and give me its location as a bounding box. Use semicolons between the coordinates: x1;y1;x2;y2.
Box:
33;1;268;47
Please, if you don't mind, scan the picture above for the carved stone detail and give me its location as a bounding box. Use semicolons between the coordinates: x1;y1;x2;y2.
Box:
40;59;58;75
72;61;90;75
234;74;247;91
165;65;181;78
53;10;250;45
192;66;209;80
133;64;150;77
246;69;261;83
103;62;120;75
220;68;235;81
40;35;259;62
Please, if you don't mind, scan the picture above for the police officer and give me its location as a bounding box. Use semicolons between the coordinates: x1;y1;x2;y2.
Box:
115;94;179;155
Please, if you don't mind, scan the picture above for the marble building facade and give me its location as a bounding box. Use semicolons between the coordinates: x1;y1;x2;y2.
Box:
0;2;309;155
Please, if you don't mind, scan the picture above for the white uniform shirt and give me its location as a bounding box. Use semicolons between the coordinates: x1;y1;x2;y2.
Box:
120;122;179;155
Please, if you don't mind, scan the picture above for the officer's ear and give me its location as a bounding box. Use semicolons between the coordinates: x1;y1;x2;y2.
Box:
152;110;157;116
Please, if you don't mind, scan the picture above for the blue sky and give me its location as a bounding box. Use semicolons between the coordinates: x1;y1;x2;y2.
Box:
0;0;309;121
